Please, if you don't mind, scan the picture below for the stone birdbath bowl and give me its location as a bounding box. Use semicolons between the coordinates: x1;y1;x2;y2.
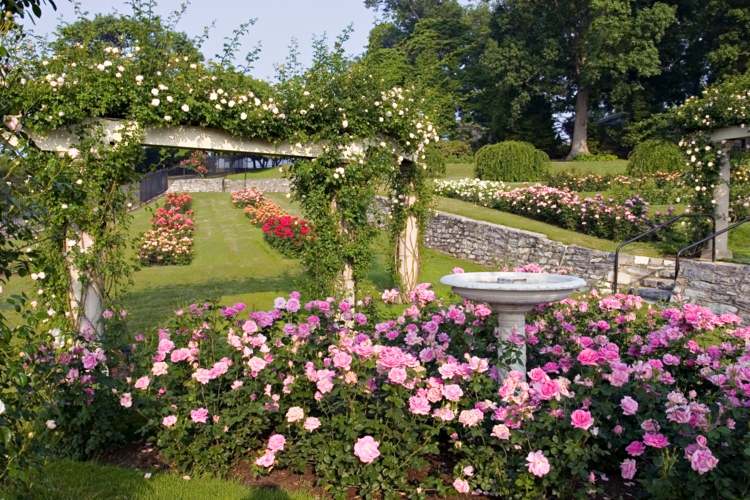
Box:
440;272;587;374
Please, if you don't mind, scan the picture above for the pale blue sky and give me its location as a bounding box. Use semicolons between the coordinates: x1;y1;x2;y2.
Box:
23;0;382;81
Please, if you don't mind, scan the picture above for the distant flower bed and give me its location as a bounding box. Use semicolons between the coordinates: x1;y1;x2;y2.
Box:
435;180;652;240
119;281;750;498
231;188;311;256
139;193;195;266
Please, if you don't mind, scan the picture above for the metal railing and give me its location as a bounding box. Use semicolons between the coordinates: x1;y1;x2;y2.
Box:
612;213;716;293
139;169;169;203
673;216;750;290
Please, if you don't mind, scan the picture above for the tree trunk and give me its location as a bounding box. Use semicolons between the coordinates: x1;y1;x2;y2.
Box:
566;87;591;160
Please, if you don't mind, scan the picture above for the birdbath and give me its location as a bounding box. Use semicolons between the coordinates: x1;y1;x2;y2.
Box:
440;272;586;374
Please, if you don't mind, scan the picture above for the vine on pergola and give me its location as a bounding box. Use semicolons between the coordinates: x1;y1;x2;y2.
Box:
669;72;750;257
1;17;439;335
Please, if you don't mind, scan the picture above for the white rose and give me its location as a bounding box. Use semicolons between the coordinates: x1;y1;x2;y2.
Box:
0;399;5;414
181;104;190;112
46;420;56;430
151;98;160;107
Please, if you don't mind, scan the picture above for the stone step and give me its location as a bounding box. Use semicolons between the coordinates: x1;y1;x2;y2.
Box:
636;287;673;303
642;278;676;290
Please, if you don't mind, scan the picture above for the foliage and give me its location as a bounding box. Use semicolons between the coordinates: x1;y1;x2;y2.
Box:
545;170;687;204
627;140;685;176
435;180;652;240
474;140;548;182
178;150;208;177
573;153;619;162
433;139;472;162
122;285;750;498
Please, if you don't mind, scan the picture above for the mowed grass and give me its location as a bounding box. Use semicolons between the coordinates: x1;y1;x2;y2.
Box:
3;459;316;500
435;197;664;257
1;193;488;332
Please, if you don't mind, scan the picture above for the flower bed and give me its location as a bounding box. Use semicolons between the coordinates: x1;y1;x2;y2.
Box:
138;193;195;265
435;180;652;240
545;170;685;203
120;284;750;498
231;188;311;256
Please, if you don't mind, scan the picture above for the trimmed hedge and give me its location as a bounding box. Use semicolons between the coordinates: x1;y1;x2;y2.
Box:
627;140;685;175
474;141;549;182
434;139;473;162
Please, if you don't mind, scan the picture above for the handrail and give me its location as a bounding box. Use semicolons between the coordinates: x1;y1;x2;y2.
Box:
673;216;750;290
613;213;716;293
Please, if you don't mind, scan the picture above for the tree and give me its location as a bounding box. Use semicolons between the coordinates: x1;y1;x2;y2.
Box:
489;0;675;158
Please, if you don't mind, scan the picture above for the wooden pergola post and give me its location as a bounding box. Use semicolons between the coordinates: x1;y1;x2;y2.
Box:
395;184;420;299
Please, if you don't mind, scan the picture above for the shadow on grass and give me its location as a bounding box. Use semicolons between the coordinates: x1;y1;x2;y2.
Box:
122;273;300;332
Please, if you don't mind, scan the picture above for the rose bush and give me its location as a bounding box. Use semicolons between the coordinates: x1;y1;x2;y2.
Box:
232;189;312;257
138;193;194;266
121;284;749;498
435;181;652;240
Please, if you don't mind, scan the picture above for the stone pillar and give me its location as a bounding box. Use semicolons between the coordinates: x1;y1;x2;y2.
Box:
713;142;733;259
396;191;420;299
66;231;104;336
331;197;356;304
495;310;527;374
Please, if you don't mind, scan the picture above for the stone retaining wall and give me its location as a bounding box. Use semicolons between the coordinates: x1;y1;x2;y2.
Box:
167;177;290;193
423;211;749;319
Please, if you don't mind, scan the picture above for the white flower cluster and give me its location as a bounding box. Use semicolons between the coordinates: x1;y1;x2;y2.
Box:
433;178;508;203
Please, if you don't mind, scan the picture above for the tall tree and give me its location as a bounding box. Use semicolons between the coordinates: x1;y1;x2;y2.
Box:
486;0;676;158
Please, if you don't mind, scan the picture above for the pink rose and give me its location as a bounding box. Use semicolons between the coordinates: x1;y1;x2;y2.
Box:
442;384;463;402
303;417;321;432
353;435;380;464
408;395;431;416
491;424;510;440
151;362;169;377
577;348;599;366
162;415;177;428
332;351;352;370
643;432;669;448
255;451;275;468
453;478;470;493
190;407;209;424
286;406;304;423
620;396;639;416
620;459;637;480
267;434;286;452
248;356;267;373
192;368;212;385
625;441;646;456
134;376;150;390
526;450;551;477
570;409;594;430
458;409;484;428
388;367;407;385
528;367;547;382
690;448;718;475
119;393;132;408
170;348;191;363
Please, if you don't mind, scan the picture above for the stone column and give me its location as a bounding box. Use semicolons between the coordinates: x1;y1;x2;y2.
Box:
713;142;733;259
396;190;420;299
495;309;527;374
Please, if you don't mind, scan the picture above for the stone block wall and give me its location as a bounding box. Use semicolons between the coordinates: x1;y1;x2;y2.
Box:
167;177;290;193
423;211;749;319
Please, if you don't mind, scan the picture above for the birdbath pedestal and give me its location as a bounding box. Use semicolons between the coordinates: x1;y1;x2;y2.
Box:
440;272;586;374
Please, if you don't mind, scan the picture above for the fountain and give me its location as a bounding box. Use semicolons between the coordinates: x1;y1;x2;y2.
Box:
440;272;587;373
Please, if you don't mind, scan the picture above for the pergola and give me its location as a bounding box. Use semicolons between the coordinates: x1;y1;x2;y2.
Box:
709;125;749;259
29;118;421;333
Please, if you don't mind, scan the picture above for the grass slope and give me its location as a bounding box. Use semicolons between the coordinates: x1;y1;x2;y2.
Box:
5;459;315;500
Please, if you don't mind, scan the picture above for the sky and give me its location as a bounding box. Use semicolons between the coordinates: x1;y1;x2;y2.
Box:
22;0;381;81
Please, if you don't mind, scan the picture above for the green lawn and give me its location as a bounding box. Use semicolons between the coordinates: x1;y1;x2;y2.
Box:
224;167;285;180
1;193;487;332
435;197;664;256
5;459;315;500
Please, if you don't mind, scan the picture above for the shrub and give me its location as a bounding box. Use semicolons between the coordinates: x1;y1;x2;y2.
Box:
572;153;620;162
122;287;750;498
627;140;685;176
475;141;549;182
435;140;473;162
